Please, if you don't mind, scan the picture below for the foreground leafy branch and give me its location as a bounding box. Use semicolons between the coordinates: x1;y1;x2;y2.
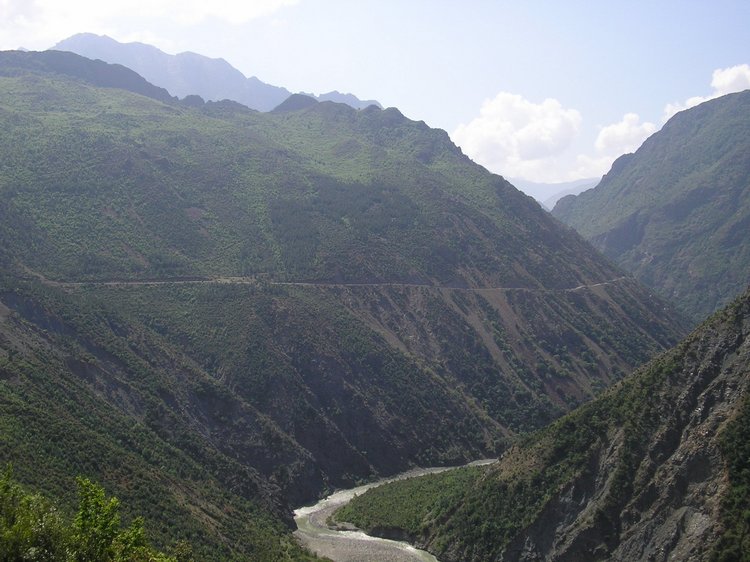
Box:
0;467;183;562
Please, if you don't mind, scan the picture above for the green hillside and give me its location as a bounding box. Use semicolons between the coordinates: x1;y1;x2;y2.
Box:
335;285;750;561
0;51;688;558
553;90;750;322
1;61;613;289
0;275;324;560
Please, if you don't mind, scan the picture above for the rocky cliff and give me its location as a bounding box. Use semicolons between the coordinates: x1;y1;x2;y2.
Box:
501;291;749;561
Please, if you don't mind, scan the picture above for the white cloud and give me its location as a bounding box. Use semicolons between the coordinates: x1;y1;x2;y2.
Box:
710;63;750;96
451;92;582;182
450;93;657;183
570;153;616;181
563;113;655;180
663;63;750;121
0;0;299;50
594;113;656;155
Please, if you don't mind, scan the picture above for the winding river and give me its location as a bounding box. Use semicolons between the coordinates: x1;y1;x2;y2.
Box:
294;460;496;562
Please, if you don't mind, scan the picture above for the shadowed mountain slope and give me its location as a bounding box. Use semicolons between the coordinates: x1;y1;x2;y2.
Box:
553;90;750;323
0;49;175;103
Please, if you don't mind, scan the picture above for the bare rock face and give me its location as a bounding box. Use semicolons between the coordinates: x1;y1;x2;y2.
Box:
500;295;750;561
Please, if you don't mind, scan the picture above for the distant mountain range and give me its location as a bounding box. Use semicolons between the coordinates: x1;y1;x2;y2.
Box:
0;50;685;559
553;90;750;323
510;177;599;209
52;33;381;111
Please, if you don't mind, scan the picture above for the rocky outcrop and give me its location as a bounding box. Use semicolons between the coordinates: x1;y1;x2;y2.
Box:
499;289;750;560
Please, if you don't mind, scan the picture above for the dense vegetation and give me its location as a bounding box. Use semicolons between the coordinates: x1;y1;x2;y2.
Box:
1;468;178;561
553;90;750;322
336;287;750;561
0;51;689;558
0;275;322;560
0;51;631;289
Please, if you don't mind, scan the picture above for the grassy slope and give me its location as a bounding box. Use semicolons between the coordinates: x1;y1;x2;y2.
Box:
0;64;686;409
1;69;617;289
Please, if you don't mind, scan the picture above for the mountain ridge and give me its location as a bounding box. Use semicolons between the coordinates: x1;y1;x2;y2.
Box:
0;49;175;103
552;90;750;322
52;33;382;112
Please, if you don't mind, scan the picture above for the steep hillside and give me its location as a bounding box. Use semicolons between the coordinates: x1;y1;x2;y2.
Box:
553;91;750;322
0;51;687;557
336;285;750;561
0;275;322;560
52;33;381;111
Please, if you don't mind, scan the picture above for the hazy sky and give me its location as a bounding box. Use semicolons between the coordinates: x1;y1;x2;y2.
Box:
2;0;749;183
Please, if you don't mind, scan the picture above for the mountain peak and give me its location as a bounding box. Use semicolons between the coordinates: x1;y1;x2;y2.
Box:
317;90;383;109
271;93;318;112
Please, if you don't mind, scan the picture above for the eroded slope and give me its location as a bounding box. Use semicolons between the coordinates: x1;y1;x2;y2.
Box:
336;286;750;561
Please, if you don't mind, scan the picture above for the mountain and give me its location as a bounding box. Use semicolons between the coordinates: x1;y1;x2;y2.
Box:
0;51;687;558
552;91;750;323
510;177;599;209
316;90;381;109
0;49;175;103
52;33;381;111
335;284;750;561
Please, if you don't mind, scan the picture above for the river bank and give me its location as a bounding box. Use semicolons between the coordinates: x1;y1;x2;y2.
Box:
293;460;496;562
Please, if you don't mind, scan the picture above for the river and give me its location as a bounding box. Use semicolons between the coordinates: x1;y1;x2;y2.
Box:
293;459;496;562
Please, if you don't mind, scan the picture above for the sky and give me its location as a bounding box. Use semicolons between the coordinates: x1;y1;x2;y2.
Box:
2;0;749;184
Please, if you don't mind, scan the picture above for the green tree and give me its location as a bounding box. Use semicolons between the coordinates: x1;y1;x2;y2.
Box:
0;466;68;561
71;477;174;562
1;468;176;562
71;477;122;562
